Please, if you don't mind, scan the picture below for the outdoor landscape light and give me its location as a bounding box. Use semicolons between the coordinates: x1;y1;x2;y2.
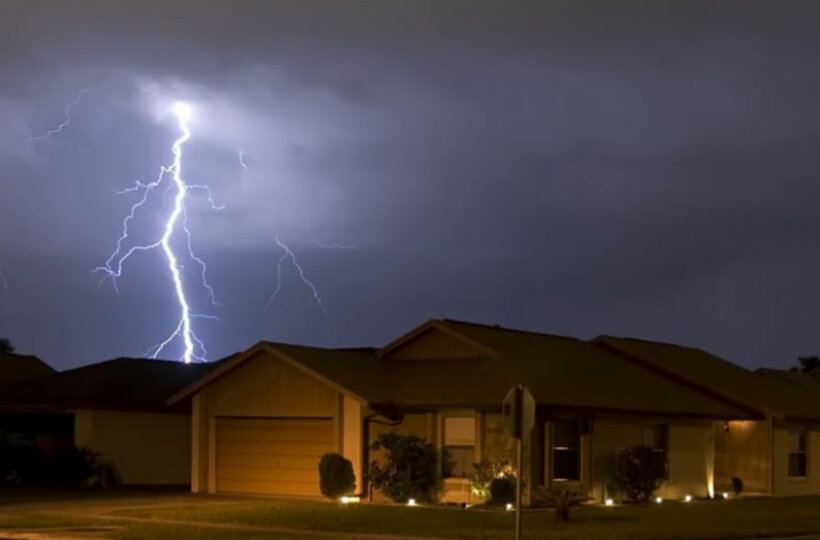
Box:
605;498;614;507
340;496;360;505
655;496;663;504
722;492;729;500
505;503;514;511
684;495;693;502
407;498;417;507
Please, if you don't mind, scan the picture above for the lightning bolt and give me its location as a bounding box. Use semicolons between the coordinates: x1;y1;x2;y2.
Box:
266;237;327;313
95;102;220;363
30;89;88;141
238;149;249;171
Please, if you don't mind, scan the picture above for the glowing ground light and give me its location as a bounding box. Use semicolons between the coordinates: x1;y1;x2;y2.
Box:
605;498;614;506
684;494;693;502
96;101;220;363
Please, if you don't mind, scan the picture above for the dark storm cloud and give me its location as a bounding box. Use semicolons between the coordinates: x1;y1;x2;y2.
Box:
1;0;820;369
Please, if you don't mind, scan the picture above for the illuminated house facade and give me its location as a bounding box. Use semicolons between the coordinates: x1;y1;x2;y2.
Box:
596;337;820;498
173;319;777;503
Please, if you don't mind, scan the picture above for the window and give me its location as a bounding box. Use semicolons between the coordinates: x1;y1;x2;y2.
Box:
444;416;475;478
552;418;580;481
642;424;668;454
789;428;808;478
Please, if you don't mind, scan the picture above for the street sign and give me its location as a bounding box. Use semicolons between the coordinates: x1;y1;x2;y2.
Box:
502;384;536;440
502;384;535;540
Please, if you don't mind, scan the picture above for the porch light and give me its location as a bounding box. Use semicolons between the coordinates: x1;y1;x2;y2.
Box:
684;495;692;503
605;498;614;507
340;496;360;504
505;503;514;511
407;498;417;507
655;496;662;504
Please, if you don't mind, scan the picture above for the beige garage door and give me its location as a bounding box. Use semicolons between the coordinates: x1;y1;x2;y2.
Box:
215;417;334;496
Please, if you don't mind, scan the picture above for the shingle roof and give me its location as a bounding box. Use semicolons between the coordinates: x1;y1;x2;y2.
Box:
0;353;55;386
0;357;221;413
181;320;752;420
596;336;820;421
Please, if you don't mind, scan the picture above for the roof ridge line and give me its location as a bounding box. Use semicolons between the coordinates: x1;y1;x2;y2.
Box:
440;319;581;341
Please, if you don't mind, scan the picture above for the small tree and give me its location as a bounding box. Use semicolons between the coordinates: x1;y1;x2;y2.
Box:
792;356;820;374
614;445;667;502
368;433;443;503
318;453;356;500
0;338;14;354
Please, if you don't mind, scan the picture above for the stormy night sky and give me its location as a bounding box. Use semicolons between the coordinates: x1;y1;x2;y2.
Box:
1;1;819;370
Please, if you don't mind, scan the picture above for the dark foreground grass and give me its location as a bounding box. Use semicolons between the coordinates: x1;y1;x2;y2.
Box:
116;495;820;540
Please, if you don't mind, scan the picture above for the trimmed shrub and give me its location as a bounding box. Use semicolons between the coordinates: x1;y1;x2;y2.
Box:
614;445;667;502
489;476;516;505
368;433;443;503
318;453;356;500
469;458;514;500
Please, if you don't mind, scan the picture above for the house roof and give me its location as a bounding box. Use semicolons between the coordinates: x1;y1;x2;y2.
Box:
596;336;820;421
393;320;750;418
0;353;55;386
0;357;221;414
172;319;752;420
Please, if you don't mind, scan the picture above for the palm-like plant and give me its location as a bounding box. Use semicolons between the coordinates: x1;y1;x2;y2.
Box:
534;488;587;522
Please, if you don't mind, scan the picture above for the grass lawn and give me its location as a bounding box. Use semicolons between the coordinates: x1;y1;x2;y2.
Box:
114;496;820;540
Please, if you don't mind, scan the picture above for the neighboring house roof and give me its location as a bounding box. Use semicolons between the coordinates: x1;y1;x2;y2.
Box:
0;357;221;414
172;319;752;420
0;353;55;386
596;336;820;422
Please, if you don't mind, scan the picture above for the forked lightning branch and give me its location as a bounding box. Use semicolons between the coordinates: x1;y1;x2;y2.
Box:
95;102;220;364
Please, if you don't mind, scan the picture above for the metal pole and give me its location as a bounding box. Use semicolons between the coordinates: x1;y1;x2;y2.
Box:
515;387;523;540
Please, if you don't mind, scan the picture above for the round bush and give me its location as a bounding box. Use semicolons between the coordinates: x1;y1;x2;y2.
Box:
318;453;356;500
489;476;516;505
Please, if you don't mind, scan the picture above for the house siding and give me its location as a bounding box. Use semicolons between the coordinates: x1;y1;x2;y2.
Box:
73;409;190;485
191;351;344;494
590;415;714;502
772;423;820;496
714;419;771;494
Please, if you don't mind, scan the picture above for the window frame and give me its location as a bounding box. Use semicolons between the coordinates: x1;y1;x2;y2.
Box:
551;417;581;482
788;427;808;479
442;414;477;479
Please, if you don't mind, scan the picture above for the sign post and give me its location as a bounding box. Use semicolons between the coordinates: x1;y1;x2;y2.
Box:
502;384;535;540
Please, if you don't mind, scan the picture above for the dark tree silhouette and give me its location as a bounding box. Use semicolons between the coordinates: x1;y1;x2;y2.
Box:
0;338;14;353
791;356;820;374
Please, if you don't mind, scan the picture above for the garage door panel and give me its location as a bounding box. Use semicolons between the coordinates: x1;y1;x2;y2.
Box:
217;440;330;457
217;453;319;469
218;426;334;444
217;478;321;496
215;417;334;496
217;466;317;482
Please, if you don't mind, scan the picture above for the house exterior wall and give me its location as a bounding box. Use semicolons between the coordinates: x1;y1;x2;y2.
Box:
772;422;820;496
190;351;346;494
73;409;190;485
590;415;714;502
714;420;771;494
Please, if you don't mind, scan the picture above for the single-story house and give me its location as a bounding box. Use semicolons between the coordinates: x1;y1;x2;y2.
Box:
171;319;756;503
0;353;55;385
0;357;218;485
596;336;820;497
